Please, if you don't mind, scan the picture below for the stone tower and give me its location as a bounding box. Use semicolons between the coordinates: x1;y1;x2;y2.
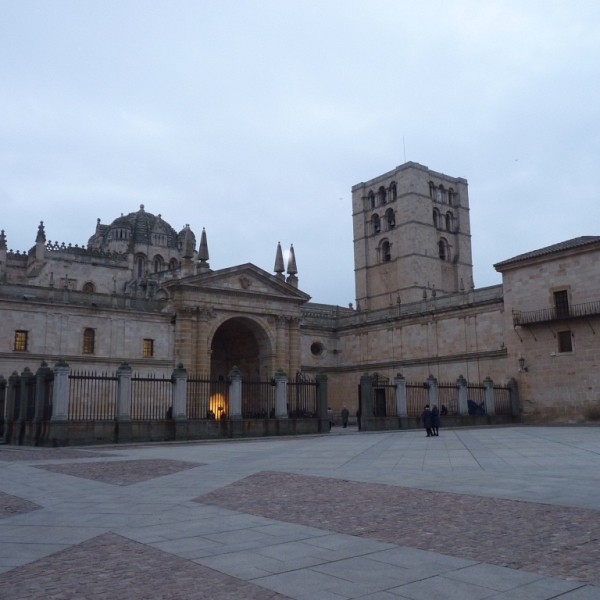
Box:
352;162;473;310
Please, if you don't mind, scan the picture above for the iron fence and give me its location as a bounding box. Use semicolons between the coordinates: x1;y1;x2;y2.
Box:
25;379;37;421
438;382;458;415
406;382;428;416
467;384;486;415
373;384;396;417
68;371;118;420
494;386;511;415
242;380;276;419
287;372;318;418
131;374;172;420
187;376;229;420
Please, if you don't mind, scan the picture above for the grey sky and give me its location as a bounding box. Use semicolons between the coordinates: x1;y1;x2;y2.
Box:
2;1;599;305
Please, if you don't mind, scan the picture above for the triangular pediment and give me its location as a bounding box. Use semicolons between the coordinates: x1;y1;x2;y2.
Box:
162;263;311;302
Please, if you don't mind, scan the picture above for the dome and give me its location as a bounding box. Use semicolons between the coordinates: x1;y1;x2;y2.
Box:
104;205;179;249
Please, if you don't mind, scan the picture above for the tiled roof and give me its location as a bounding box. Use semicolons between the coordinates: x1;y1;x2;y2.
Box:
494;236;600;269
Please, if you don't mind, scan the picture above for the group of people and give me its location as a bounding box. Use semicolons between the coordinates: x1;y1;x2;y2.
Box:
327;406;353;430
421;404;440;437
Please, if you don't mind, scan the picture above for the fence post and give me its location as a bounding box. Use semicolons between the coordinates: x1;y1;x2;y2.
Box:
457;374;468;416
171;363;188;441
315;370;328;433
426;375;438;408
360;373;374;431
33;361;51;446
394;373;407;417
116;362;132;443
2;372;19;444
50;359;70;446
228;366;242;419
507;377;520;418
274;368;288;419
0;375;6;439
484;377;495;416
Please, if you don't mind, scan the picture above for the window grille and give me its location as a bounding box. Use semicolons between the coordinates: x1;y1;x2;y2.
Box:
554;290;570;319
83;329;95;354
143;339;154;358
14;330;28;351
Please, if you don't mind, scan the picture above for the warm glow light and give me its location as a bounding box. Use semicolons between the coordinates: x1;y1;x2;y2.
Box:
210;393;226;417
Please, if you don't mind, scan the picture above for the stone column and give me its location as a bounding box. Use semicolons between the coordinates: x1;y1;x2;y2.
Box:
172;363;188;420
288;317;301;377
315;370;329;433
360;373;374;430
52;359;70;421
508;377;520;418
275;316;287;372
34;362;51;422
457;374;468;416
2;371;19;444
274;368;288;419
228;366;242;419
116;362;132;421
426;375;438;408
0;375;6;439
18;369;32;444
195;308;210;376
484;376;495;416
394;373;407;417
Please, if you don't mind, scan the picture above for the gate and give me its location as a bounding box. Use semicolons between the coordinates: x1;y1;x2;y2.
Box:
287;372;318;418
372;373;396;417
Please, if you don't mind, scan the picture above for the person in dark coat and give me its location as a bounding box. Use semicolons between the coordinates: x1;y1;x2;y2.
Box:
431;404;440;436
341;406;350;428
422;405;433;437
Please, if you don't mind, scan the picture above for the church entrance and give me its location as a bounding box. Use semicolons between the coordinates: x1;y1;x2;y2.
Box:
210;317;273;381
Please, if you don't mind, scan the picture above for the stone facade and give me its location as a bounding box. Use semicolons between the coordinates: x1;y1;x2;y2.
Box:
0;164;598;422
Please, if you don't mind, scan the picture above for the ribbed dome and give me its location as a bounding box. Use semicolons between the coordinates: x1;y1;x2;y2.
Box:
106;205;179;249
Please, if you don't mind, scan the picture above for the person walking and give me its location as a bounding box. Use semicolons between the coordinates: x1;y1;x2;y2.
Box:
341;406;349;428
431;404;440;436
327;407;334;430
356;407;362;431
422;404;433;437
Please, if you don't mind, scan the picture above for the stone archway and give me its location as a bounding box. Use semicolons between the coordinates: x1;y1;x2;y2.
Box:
210;317;273;381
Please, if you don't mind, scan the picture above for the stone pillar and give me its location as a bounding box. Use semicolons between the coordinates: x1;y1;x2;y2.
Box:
394;373;407;417
0;375;6;439
196;309;210;376
19;367;34;425
2;371;19;444
275;316;287;372
484;376;495;416
288;317;301;378
228;366;242;419
172;364;188;420
457;374;468;416
34;362;51;422
52;359;70;421
360;373;374;430
426;375;438;408
274;368;288;419
315;370;329;433
508;377;520;418
116;362;132;421
175;306;195;371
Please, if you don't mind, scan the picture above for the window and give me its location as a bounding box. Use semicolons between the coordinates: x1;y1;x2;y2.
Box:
310;342;324;356
557;331;573;353
448;188;455;206
389;182;397;202
82;328;95;354
136;257;144;278
143;339;154;358
368;191;375;208
372;214;381;234
382;240;391;262
378;186;387;205
82;282;95;293
446;212;453;232
433;209;439;229
554;290;570;319
14;330;28;351
438;240;447;261
428;181;435;198
153;256;163;273
385;208;395;229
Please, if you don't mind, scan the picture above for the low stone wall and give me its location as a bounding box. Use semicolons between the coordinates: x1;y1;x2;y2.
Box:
362;414;519;432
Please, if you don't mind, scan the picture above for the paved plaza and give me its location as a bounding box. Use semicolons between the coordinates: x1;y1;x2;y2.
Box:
1;426;599;599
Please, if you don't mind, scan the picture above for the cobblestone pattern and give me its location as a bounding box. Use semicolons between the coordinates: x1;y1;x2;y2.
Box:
197;471;600;586
34;459;203;485
0;491;41;520
0;448;116;461
0;532;291;599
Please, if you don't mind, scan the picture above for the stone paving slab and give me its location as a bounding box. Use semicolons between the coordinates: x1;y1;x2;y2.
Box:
0;532;292;599
0;447;117;461
33;458;204;485
0;491;41;520
196;471;600;586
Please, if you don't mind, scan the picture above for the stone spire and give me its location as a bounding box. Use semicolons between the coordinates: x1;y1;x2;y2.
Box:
274;242;285;280
286;244;298;288
197;228;210;274
36;221;46;244
0;230;6;251
181;225;195;259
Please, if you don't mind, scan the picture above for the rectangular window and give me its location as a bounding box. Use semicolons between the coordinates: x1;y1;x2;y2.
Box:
143;339;154;358
82;328;95;354
14;330;28;351
557;331;573;353
554;290;570;319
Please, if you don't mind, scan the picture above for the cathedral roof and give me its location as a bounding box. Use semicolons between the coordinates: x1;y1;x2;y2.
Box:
105;205;180;249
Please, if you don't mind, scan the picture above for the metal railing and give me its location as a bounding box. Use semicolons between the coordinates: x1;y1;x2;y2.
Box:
242;380;276;419
131;374;172;420
467;384;486;415
513;299;600;325
68;371;118;420
438;382;458;415
406;382;428;417
287;372;318;418
494;386;511;415
186;376;229;420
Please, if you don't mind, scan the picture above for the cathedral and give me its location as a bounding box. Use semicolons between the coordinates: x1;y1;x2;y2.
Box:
1;161;599;421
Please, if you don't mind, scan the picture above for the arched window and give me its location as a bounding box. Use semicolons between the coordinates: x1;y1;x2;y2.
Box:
446;212;453;232
433;209;440;229
385;208;395;229
381;240;391;262
82;282;95;293
448;188;454;206
169;259;178;271
136;256;145;278
153;256;163;273
82;328;95;354
368;191;375;208
378;186;387;205
389;182;397;202
428;181;435;198
371;214;381;235
438;239;449;261
437;186;446;203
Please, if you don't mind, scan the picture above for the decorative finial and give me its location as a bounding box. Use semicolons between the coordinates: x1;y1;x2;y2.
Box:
0;230;6;251
36;221;46;244
422;288;427;299
286;244;297;275
198;228;209;262
140;204;145;210
274;242;285;279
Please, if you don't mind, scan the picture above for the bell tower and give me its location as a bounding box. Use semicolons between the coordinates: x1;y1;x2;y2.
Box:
352;162;473;310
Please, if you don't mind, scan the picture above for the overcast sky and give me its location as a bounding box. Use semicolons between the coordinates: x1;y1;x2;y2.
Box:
1;1;599;305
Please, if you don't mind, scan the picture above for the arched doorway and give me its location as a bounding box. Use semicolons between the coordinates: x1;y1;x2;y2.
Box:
210;317;273;381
